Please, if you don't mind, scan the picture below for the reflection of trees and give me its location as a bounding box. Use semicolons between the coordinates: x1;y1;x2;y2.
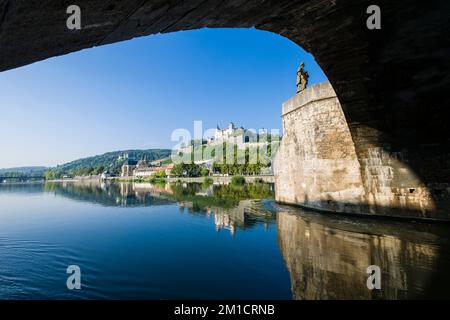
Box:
277;209;450;299
39;181;274;212
169;183;237;209
168;182;273;209
44;182;173;207
166;182;276;234
0;183;45;194
40;182;276;234
6;181;276;234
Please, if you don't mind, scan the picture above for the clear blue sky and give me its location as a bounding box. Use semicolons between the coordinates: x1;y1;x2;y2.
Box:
0;28;327;168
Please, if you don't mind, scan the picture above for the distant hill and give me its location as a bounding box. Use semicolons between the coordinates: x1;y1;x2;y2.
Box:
46;149;172;178
0;166;48;175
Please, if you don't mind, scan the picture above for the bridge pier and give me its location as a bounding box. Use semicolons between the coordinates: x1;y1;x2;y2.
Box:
274;82;450;221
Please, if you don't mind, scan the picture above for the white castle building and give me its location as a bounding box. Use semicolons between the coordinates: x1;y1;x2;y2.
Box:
177;122;279;155
214;122;240;141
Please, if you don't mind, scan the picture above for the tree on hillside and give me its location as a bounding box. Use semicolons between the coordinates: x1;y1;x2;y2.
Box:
170;163;203;177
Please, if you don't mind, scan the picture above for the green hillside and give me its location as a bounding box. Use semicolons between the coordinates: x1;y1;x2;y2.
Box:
45;149;172;179
0;166;48;175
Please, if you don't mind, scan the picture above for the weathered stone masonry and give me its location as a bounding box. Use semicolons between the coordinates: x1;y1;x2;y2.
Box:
276;210;445;299
275;83;364;212
275;82;448;220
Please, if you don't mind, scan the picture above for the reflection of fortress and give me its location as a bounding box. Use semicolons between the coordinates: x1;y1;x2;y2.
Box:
277;211;446;299
176;197;269;236
212;200;253;235
214;213;236;235
177;200;248;236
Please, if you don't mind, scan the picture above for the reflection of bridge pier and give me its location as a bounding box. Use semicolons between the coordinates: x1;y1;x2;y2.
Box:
277;210;448;299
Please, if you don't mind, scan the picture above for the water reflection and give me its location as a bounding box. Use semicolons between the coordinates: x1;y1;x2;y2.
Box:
0;181;284;299
167;182;275;235
1;181;449;299
276;206;450;299
8;181;276;236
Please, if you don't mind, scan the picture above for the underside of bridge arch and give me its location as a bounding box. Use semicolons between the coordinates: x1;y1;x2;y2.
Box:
1;0;449;220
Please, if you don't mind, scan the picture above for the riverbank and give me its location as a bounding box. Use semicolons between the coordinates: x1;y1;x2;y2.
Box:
47;175;275;184
115;175;275;184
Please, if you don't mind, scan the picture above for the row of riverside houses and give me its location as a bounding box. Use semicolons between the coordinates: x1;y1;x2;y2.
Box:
121;158;174;178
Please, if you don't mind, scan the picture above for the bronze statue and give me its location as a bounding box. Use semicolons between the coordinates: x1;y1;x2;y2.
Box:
296;62;309;94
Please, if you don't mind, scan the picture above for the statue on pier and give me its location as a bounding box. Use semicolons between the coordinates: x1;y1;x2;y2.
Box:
296;62;309;94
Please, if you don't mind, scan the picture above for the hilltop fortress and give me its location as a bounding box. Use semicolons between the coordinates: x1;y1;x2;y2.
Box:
178;122;276;155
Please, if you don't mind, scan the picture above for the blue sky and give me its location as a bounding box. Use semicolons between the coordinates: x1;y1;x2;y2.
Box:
0;28;327;168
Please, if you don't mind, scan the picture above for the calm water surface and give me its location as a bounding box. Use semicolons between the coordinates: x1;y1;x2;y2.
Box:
0;181;449;299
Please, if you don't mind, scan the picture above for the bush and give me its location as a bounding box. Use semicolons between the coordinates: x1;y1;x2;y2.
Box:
231;176;246;185
150;177;167;187
200;168;210;177
154;171;167;179
203;177;214;185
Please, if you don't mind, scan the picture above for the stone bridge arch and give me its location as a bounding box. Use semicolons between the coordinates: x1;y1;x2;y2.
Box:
1;0;449;220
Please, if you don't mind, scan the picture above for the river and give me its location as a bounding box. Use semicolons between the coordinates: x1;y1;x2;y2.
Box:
0;181;449;299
